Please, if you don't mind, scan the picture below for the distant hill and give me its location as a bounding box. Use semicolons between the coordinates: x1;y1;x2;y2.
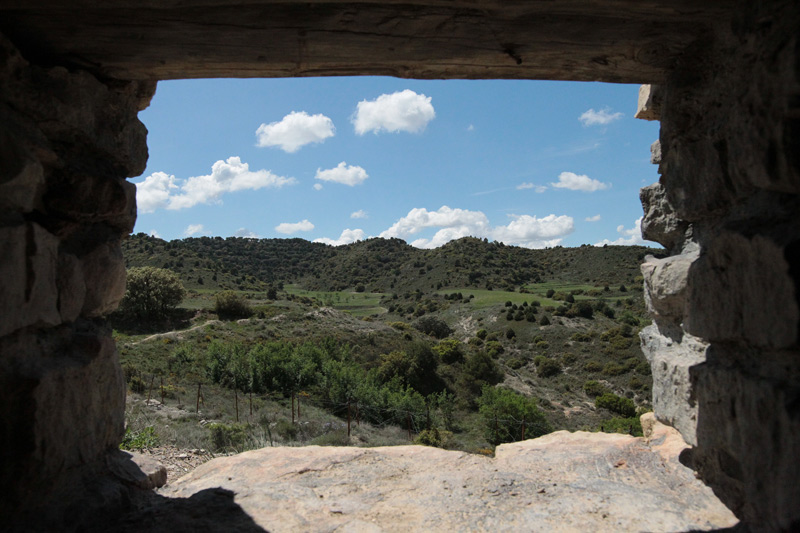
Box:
121;233;662;294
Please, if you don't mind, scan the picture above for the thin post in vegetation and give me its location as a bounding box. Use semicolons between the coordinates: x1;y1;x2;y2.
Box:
522;417;526;441
347;401;351;437
291;391;295;424
494;414;499;443
234;388;239;422
297;393;301;420
196;383;202;413
249;391;253;417
355;402;360;427
407;413;412;441
147;375;154;403
160;377;165;404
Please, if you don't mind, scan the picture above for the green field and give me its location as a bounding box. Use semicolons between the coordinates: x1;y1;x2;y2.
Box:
438;282;619;309
284;285;387;316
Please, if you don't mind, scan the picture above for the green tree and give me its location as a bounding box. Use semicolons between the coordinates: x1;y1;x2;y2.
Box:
479;386;551;445
595;393;636;418
215;290;252;318
120;267;186;320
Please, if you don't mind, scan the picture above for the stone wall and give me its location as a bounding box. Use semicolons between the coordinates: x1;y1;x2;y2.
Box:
0;34;154;527
0;0;799;530
639;1;800;528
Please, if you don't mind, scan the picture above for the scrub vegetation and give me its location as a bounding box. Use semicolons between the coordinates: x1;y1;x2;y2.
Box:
114;234;659;454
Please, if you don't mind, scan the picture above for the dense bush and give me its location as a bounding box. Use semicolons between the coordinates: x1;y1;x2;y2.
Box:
595;393;636;418
214;290;252;318
479;386;552;445
583;380;609;398
120;267;186;320
413;316;452;339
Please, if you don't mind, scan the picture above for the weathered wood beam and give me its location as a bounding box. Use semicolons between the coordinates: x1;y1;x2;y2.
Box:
0;2;732;82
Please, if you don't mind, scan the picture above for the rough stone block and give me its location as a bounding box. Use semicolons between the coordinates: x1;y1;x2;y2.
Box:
0;222;61;337
640;324;706;446
639;182;688;252
56;252;86;323
691;355;800;528
0;324;126;519
650;139;661;164
81;241;127;317
635;84;662;121
641;251;697;323
685;232;798;349
0;125;45;213
107;450;167;490
44;172;137;233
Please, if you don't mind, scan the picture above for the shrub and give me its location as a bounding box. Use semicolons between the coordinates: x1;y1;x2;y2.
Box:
546;289;555;298
507;357;526;370
506;328;516;339
599;417;643;437
485;340;504;358
120;426;159;450
310;430;351;446
602;362;628;376
433;338;464;364
413;316;452;339
414;427;453;448
595;393;636;418
476;328;488;340
479;386;552;445
539;315;551;326
584;360;603;372
215;290;252;319
537;358;561;378
571;332;592;342
120;267;186;320
208;423;249;451
583;380;609;398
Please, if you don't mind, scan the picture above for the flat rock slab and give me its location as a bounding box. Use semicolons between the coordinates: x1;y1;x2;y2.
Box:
145;424;737;532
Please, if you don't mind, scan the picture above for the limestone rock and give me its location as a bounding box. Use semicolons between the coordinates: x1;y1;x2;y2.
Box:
635;84;662;121
0;222;61;337
641;250;697;323
639;324;707;445
108;450;168;490
146;431;737;532
80;241;128;317
685;231;798;349
650;139;661;164
639;182;688;253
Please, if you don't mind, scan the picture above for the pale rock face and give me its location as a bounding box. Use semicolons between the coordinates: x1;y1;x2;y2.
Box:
639;324;707;445
144;425;736;533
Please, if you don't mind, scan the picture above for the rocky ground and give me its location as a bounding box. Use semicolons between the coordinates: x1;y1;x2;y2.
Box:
109;415;738;532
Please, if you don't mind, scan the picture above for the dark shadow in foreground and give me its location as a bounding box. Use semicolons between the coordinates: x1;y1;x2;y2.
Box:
90;487;268;533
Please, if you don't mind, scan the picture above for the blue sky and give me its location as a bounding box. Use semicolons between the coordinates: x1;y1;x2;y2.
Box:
133;77;660;248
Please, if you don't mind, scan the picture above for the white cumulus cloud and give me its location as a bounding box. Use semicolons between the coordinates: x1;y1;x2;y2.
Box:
313;183;323;191
184;224;205;237
315;162;369;186
314;228;365;246
517;182;547;193
351;210;368;219
380;206;573;249
491;215;574;248
275;220;315;234
595;217;645;246
136;172;179;213
255;111;335;153
352;89;435;135
579;107;624;126
234;228;259;238
148;229;162;239
551;171;610;192
136;157;296;212
585;214;602;222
